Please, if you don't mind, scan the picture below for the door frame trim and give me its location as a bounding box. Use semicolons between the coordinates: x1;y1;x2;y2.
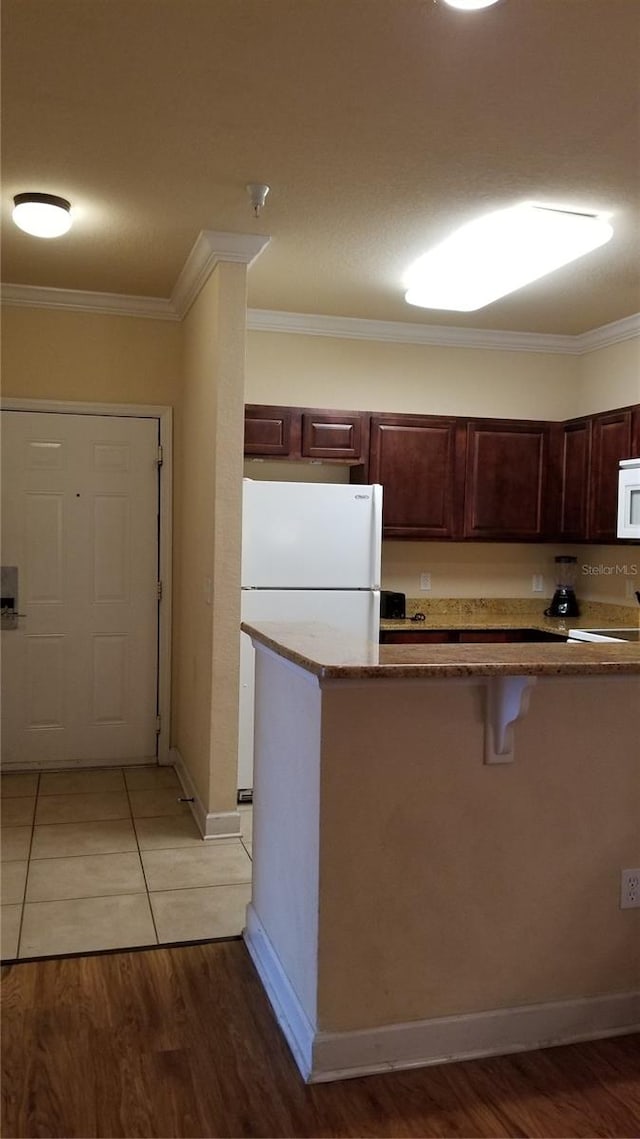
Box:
0;397;173;764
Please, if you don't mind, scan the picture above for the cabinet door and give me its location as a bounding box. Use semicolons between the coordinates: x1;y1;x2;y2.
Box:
464;420;549;540
244;405;300;457
556;418;592;540
301;411;367;461
369;416;463;539
589;409;632;541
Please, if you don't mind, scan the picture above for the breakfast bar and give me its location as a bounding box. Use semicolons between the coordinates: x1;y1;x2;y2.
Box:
242;620;640;1083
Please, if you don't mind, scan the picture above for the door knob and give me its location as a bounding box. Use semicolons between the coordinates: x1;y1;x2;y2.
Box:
1;606;26;630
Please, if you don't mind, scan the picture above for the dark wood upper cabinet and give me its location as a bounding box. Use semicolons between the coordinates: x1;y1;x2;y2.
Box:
301;411;368;462
631;406;640;458
244;405;300;457
245;401;639;542
463;420;549;540
588;409;632;541
554;417;592;540
369;415;464;539
244;405;368;465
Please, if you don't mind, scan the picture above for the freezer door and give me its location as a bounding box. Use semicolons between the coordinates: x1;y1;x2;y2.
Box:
237;589;380;791
241;480;382;589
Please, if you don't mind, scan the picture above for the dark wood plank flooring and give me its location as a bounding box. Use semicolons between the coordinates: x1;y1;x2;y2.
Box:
2;939;639;1138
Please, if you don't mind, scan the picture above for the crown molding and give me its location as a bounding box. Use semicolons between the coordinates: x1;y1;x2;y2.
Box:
0;282;178;321
171;229;270;318
246;309;580;355
2;268;638;357
1;230;270;324
574;312;640;354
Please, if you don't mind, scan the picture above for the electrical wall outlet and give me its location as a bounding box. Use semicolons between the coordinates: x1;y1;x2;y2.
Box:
532;574;544;593
620;868;640;909
420;572;432;591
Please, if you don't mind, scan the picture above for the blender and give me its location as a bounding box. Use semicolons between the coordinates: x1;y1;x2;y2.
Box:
545;556;580;618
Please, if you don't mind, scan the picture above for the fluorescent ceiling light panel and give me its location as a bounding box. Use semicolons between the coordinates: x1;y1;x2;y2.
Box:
404;203;613;312
441;0;502;9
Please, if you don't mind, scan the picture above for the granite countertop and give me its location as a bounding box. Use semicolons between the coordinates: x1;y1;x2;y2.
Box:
380;598;640;635
242;619;640;680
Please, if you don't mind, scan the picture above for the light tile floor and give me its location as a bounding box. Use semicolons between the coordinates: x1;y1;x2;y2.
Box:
0;766;252;961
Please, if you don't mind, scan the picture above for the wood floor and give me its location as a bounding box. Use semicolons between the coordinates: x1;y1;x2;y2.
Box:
2;939;639;1139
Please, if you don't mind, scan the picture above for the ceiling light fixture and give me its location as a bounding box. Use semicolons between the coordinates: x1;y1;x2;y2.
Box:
440;0;502;10
12;192;73;238
246;183;270;218
404;202;613;312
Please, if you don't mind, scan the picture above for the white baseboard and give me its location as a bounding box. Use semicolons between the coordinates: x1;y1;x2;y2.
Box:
310;991;640;1084
0;756;157;773
170;747;241;839
244;904;316;1080
244;907;640;1084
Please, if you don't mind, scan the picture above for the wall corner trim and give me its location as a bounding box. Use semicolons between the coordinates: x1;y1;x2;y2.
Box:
244;904;316;1081
170;748;241;839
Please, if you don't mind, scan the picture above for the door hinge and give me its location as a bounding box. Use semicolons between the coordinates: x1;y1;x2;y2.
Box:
157;580;163;601
157;445;163;468
156;714;162;734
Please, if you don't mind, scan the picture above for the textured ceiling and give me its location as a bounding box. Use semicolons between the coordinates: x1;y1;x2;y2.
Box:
2;0;639;334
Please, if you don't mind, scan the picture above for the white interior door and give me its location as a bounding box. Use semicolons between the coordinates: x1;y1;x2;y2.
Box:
1;410;159;769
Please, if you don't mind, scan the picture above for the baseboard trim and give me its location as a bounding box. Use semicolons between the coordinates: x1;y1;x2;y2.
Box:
170;748;241;839
310;991;640;1084
0;756;157;773
243;904;315;1081
243;904;640;1083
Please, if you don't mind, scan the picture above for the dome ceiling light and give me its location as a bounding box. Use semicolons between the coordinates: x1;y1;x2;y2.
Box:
12;192;73;238
404;202;614;312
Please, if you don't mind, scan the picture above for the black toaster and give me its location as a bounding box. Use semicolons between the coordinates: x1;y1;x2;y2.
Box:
380;590;406;619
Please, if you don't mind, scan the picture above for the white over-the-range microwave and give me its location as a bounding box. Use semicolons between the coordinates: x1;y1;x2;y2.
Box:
617;458;640;539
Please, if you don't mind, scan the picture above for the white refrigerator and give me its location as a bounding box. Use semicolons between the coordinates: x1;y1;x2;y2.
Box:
238;479;383;795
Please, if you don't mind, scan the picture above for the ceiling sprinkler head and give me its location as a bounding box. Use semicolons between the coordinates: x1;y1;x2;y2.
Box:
246;183;270;217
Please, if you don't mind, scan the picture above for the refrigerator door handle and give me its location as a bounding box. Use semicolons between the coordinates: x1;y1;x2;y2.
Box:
371;483;383;590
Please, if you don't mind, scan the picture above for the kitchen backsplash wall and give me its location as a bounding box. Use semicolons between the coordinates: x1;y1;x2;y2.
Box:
575;545;639;607
382;541;639;607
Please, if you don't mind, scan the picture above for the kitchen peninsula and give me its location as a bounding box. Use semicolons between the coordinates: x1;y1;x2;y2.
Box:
242;619;640;1083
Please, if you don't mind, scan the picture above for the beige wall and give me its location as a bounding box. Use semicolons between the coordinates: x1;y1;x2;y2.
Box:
173;263;247;814
575;337;640;417
318;674;640;1031
1;305;181;405
246;330;580;420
